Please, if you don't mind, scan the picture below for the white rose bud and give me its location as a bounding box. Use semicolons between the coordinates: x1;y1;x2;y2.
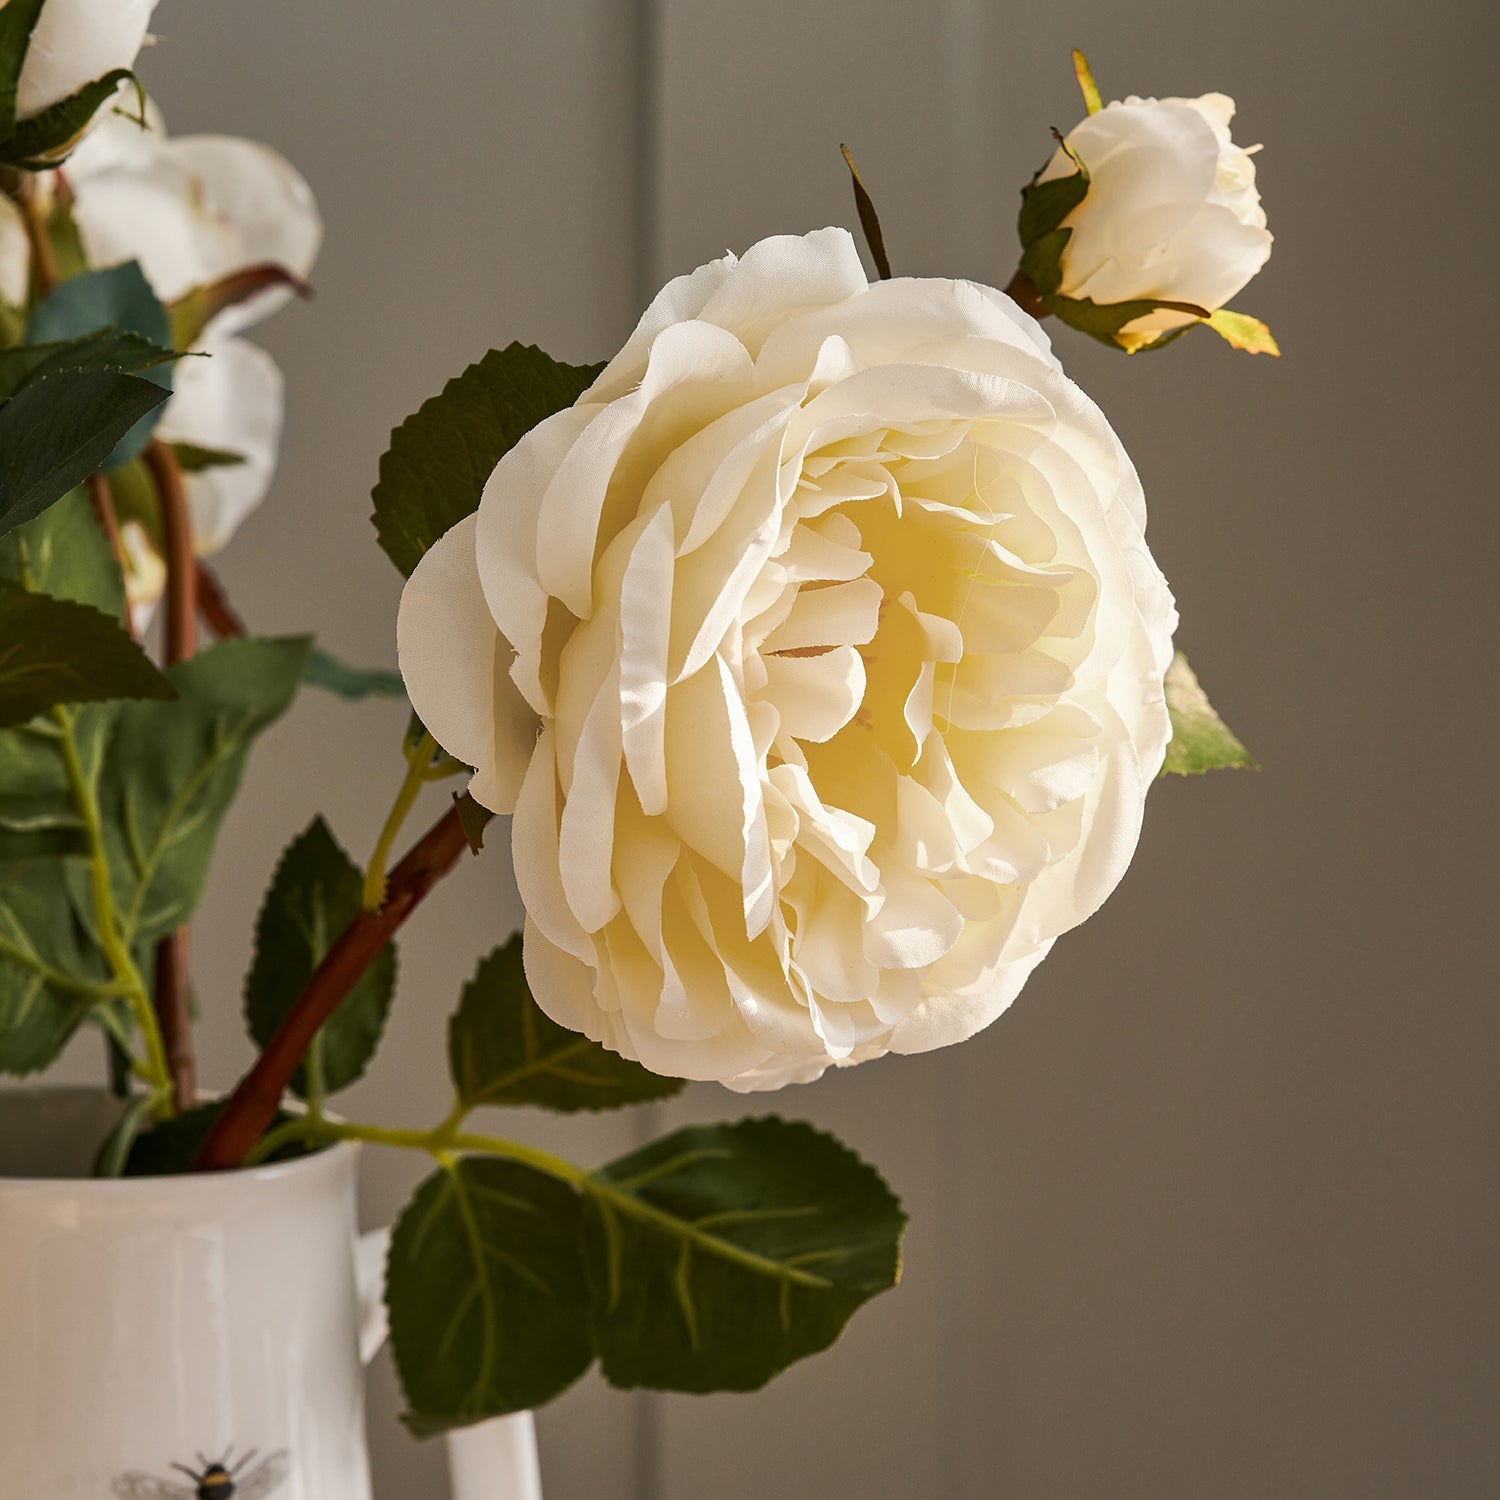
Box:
5;0;158;120
1036;90;1272;347
399;229;1177;1090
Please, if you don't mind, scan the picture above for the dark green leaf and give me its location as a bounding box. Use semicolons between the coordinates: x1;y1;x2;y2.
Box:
1048;292;1210;352
27;262;173;464
455;791;492;855
1161;651;1258;775
0;485;125;611
450;938;685;1114
0;588;174;729
584;1117;905;1393
121;1099;312;1177
95;636;311;947
4;70;139;168
304;646;407;702
389;1158;594;1431
1018;158;1089;256
245;816;395;1098
92;1090;161;1178
0;328;181;402
170;441;247;474
0;369;171;537
839;144;892;280
0;859;111;1074
0;0;44;134
372;343;603;577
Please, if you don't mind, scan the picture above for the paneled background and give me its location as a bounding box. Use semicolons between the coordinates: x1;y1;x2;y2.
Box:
48;1;1497;1495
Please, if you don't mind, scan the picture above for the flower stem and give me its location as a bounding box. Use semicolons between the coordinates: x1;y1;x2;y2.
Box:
196;559;247;638
143;438;199;1113
363;731;438;912
193;803;481;1171
15;172;58;299
53;704;173;1105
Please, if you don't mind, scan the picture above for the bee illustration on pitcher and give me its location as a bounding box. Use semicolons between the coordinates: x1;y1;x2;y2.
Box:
112;1446;290;1499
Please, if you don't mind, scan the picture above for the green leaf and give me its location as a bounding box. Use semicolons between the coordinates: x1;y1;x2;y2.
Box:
449;938;685;1114
170;441;247;474
92;1090;161;1179
0;485;125;612
1047;292;1210;352
389;1158;594;1431
1161;650;1258;775
4;70;139;169
372;343;603;577
0;0;45;134
1206;308;1280;356
0;369;172;537
27;262;173;465
245;816;395;1098
94;636;312;948
0;329;181;403
304;646;407;702
839;144;892;280
584;1117;905;1394
0;858;112;1075
121;1099;311;1177
1071;49;1103;114
0;587;175;728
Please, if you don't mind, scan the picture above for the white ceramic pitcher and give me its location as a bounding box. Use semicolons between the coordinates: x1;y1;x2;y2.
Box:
0;1087;541;1500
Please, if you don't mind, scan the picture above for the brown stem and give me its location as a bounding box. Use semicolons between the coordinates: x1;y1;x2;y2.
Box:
194;805;477;1171
154;929;196;1109
196;560;247;639
84;471;128;581
144;440;198;663
143;439;199;1114
15;173;58;298
1004;269;1050;322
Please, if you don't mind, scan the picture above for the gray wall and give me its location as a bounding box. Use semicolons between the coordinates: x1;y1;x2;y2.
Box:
76;0;1496;1494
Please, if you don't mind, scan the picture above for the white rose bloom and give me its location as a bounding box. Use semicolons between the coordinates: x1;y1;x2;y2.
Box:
40;102;321;611
411;229;1179;1090
4;0;158;121
1041;92;1272;342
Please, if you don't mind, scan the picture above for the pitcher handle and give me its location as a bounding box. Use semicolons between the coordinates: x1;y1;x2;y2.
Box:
354;1228;545;1500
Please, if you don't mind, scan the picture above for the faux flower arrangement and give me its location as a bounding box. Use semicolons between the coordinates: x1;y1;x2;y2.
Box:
0;4;1265;1449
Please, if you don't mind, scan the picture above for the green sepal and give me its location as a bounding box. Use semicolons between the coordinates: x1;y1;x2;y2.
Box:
371;342;604;577
584;1117;906;1394
1071;49;1103;115
0;587;175;729
170;442;248;474
1044;291;1211;352
0;0;45;135
1161;650;1257;775
244;816;396;1099
1016;135;1090;297
168;263;310;350
3;71;141;169
448;937;686;1114
1206;308;1280;356
389;1158;595;1432
839;143;892;280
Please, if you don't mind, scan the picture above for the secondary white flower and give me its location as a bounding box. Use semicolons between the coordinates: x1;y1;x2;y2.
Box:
401;229;1177;1090
1040;92;1271;343
5;0;157;121
50;103;319;610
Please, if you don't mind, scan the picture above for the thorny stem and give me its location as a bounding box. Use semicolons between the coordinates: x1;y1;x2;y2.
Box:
194;803;484;1171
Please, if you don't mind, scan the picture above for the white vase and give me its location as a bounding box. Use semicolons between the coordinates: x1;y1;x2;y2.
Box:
0;1087;542;1500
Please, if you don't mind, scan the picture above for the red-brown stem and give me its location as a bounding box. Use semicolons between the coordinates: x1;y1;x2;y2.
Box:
143;438;199;1114
1004;269;1050;322
15;173;58;297
84;471;128;588
196;560;247;639
194;806;474;1171
154;929;195;1107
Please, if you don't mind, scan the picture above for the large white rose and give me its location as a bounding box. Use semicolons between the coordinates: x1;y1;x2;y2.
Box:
399;228;1176;1090
4;0;157;121
1040;93;1272;343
